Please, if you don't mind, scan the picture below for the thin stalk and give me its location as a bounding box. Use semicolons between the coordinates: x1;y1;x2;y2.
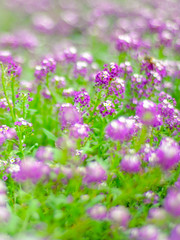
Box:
22;98;26;119
17;126;24;158
1;64;16;122
87;89;101;123
46;74;57;103
11;75;16;117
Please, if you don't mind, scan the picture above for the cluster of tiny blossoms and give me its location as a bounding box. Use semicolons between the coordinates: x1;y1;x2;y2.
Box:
74;89;90;108
0;126;16;146
0;0;180;239
34;57;56;81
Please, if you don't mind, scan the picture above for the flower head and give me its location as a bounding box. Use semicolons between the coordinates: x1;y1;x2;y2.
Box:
108;206;130;227
87;204;107;220
136;100;161;126
83;162;107;184
156;138;180;170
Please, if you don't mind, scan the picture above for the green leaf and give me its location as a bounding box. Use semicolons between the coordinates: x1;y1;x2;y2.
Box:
42;128;57;141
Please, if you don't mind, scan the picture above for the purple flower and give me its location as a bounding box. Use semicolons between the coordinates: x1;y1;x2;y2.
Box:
137;225;160;240
0;133;5;146
108;206;130;227
41;57;56;73
136;100;160;126
75;150;87;161
115;35;132;52
0;50;13;63
10;30;38;50
108;78;125;98
164;188;180;217
73;61;88;78
14;157;50;183
120;154;141;173
95;62;120;88
74;89;90;108
175;177;180;189
59;103;82;129
0;125;17;143
87;204;107;220
7;60;22;78
0;33;18;48
175;39;180;53
32;14;55;34
148;208;167;221
63;47;77;63
148;18;165;33
0;180;10;222
156;137;180;170
143;191;159;204
41;88;51;99
60;166;73;179
131;74;149;98
141;58;166;78
83;162;107;184
169;225;180;240
2;175;8;181
157;96;179;131
0;207;10;222
97;100;115;117
34;65;47;81
95;70;111;87
158;92;176;106
158;31;173;47
119;61;133;77
55;136;76;154
34;57;56;81
69;123;90;139
20;81;34;92
106;117;137;142
62;88;76;97
14;118;32;127
0;181;6;195
108;62;119;78
0;98;9;110
52;76;66;88
36;147;54;162
79;52;93;64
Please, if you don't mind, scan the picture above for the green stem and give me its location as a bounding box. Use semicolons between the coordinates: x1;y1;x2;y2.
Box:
22;98;26;119
46;74;57;103
135;125;148;152
118;52;127;64
17;127;24;158
87;90;101;123
1;64;16;122
0;64;24;157
11;75;16;118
